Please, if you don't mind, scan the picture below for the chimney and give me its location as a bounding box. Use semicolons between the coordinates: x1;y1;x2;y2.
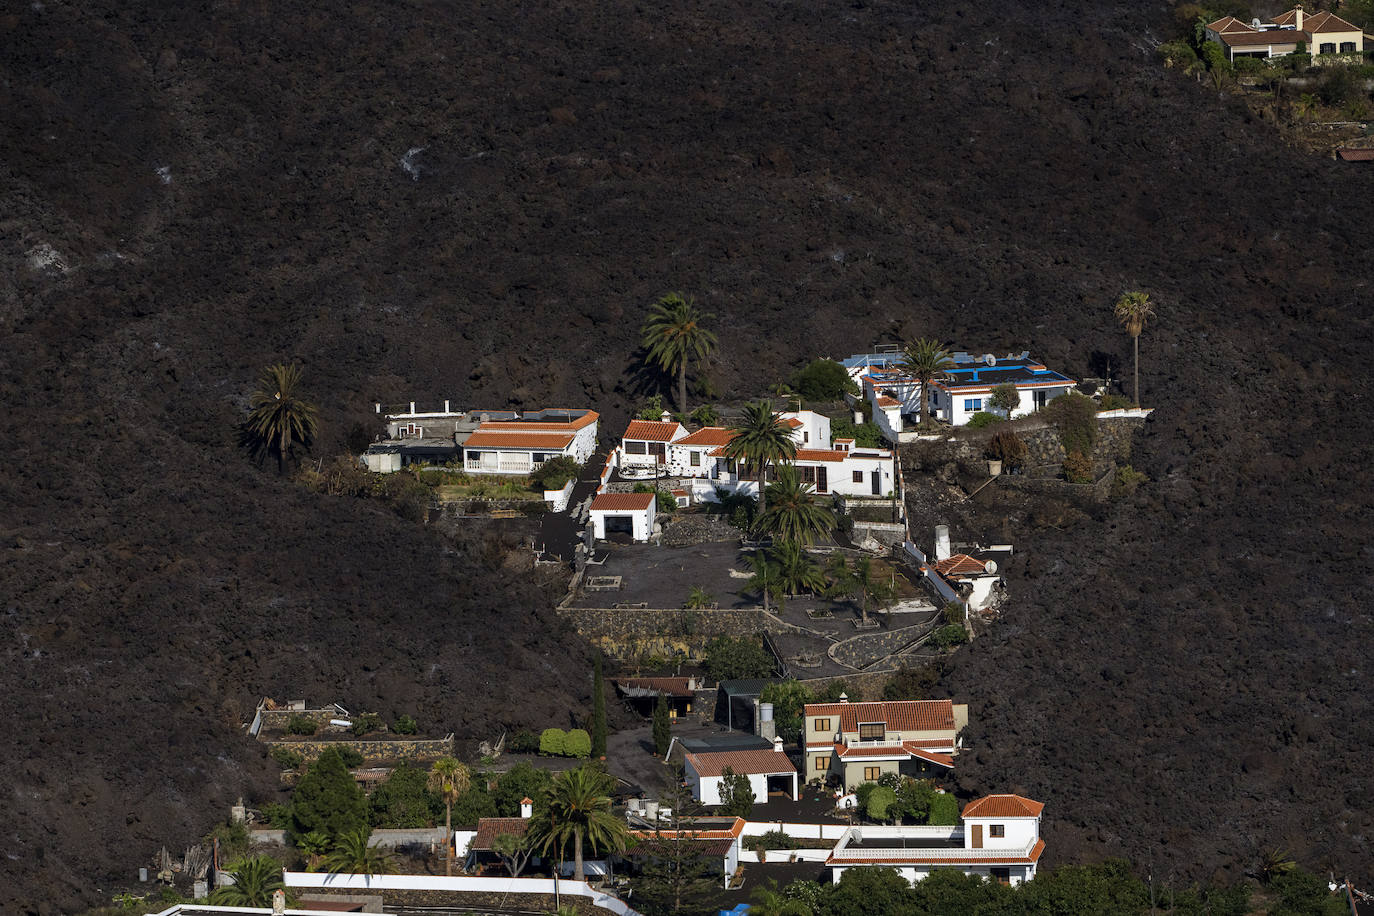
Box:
757;701;776;741
1295;3;1303;30
375;402;381;414
409;401;416;414
838;692;849;703
520;797;534;819
773;736;784;753
935;525;951;562
444;399;450;413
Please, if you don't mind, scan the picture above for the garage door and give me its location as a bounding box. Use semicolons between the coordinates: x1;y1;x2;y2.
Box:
605;515;634;534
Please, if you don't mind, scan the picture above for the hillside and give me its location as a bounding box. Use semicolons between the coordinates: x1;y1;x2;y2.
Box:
2;0;1372;910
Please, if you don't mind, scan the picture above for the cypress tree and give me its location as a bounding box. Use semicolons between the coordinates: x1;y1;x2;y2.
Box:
591;652;607;759
652;694;672;757
291;748;368;840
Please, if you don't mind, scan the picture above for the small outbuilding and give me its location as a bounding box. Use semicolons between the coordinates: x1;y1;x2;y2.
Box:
589;492;657;542
683;739;798;806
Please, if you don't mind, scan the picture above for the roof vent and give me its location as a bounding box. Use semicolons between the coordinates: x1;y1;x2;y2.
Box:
838;692;849;703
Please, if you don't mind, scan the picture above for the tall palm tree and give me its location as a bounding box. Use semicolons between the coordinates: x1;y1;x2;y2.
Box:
897;339;954;429
324;827;395;875
640;293;718;414
827;556;896;626
526;765;631;882
746;549;784;614
428;756;470;875
768;541;828;597
724;401;797;514
755;464;836;546
245;363;319;473
1113;291;1156;407
208;856;286;906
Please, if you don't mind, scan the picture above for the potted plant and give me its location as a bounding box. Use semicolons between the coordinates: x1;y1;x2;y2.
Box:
985;430;1028;476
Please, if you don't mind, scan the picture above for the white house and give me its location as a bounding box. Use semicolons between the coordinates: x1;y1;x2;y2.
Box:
462;409;599;475
779;410;832;450
1205;8;1364;61
827;794;1045;887
618;419;688;477
589;491;657;542
682;741;798;806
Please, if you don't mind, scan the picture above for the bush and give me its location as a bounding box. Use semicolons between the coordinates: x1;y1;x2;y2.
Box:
291;748;369;840
719;767;755;817
1156;38;1198;68
866;785;897;822
928;792;959;826
1062;450;1094;484
261;802;293;828
853;782;878;809
564;728;592;758
336;747;364;769
928;624;968;649
532;456;580;491
270;746;304;769
1199;39;1230;72
703;635;775;681
287;715;318;736
1232;56;1266;76
985;430;1027;467
792;358;859;400
965;411;1003;429
1044;391;1098;455
1113;465;1148;497
1098;393;1133;411
539;728;567;757
988;383;1020;416
831;416;884;448
369;762;439;828
636;395;666;420
392;715;418;735
509;730;541;755
351;713;382;737
756;829;798;850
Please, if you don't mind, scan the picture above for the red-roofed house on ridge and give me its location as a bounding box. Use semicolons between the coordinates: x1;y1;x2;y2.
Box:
803;698;969;790
827;794;1046;886
1204;6;1364;61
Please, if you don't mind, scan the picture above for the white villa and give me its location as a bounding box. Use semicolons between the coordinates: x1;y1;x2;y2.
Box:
1205;7;1364;60
461;408;599;475
682;738;799;806
826;794;1046;887
855;351;1075;438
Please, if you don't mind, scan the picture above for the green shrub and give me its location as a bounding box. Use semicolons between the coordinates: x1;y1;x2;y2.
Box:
1156;38;1198;68
539;728;567;757
703;635;775;681
1062;450;1094;484
1200;39;1230;72
756;829;798;850
637;395;666;420
988;383;1020;416
287;715;318;736
1113;465;1148;497
509;730;540;754
1044;391;1098;455
928;624;968;649
1098;393;1133;411
830;416;885;448
1232;56;1266;76
270;746;304;769
532;456;581;491
656;490;677;513
392;715;418;735
563;728;592;758
290;748;369;840
719;767;756;817
853;782;878;809
985;430;1027;467
792;358;859;400
261;802;293;828
351;713;382;737
866;785;898;823
965;411;1004;429
928;792;959;826
942;601;964;627
336;747;364;769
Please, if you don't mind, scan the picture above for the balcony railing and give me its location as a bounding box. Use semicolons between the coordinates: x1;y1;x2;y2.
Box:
830;839;1038;862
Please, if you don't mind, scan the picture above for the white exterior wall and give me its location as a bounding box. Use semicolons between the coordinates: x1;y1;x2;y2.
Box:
590;502;656;542
365;452;402;473
831;863;1035;886
937;384;1074;426
689;771;769;806
781;411;831;449
964;816;1038;851
821;454;895;498
570;420;600;463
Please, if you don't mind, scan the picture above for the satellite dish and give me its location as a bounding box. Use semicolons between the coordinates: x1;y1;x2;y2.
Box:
1252;17;1262;28
983;559;998;575
983;353;996;367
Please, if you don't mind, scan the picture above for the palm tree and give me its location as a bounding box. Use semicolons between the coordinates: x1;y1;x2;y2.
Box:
295;830;332;871
684;586;714;609
827;557;896;626
208;856;286;906
749;879;811;916
1294;92;1318;121
1113;291;1156;407
754;464;836;546
526;765;631;882
428;756;470;875
897;339;954;428
641;293;718;414
768;541;828;597
724;401;797;514
245;363;319;474
746;549;784;614
324;827;394;875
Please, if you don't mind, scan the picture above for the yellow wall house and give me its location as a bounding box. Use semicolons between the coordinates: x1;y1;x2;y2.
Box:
803;697;969;791
1205;6;1364;61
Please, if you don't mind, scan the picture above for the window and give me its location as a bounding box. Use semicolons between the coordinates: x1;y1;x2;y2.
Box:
804;432;809;443
466;451;483;462
991;868;1011;885
964;398;982;412
1320;42;1336;54
690;451;701;467
864;766;882;781
625;441;647;455
1341;41;1356;53
815;755;830;772
648;442;666;460
989;824;1005;838
853;470;864;483
858;723;885;741
813;718;831;733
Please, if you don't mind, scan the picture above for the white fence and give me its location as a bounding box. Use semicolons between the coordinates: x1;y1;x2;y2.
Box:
284;872;642;915
741;821;847;840
1096;407;1154;419
544;478;576;512
739;848;831;864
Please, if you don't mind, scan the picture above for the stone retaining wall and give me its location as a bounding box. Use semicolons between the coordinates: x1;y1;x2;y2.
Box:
300;886;603;914
264;736;454;764
900;414;1145;483
557;606;791;661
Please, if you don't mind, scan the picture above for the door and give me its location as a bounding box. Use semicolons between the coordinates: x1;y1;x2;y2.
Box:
1034;390;1047;410
816;466;828;494
871;470;881;496
971;824;983;849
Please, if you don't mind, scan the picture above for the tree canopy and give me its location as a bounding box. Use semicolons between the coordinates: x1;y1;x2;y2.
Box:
641;292;718;413
291;748;368;840
244;362;318;473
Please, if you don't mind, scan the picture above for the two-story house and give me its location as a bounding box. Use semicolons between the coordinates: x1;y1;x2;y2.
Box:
827;794;1046;886
802;698;968;790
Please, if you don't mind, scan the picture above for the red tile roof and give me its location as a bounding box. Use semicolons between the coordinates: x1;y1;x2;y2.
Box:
481;410;599;432
473;817;530;849
623;420;684;442
590;492;656;512
784;418;804;428
678;427;736;447
793;449;848;463
875;395;901;408
961;795;1045;819
1219;30;1304;47
833;743;954;765
463;430;576;449
684;748;796;777
933;554;988;577
630;836;737;857
1338;148;1374;161
804;699;955;733
630;817;746;841
1206;15;1254;33
1272;8;1360;31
